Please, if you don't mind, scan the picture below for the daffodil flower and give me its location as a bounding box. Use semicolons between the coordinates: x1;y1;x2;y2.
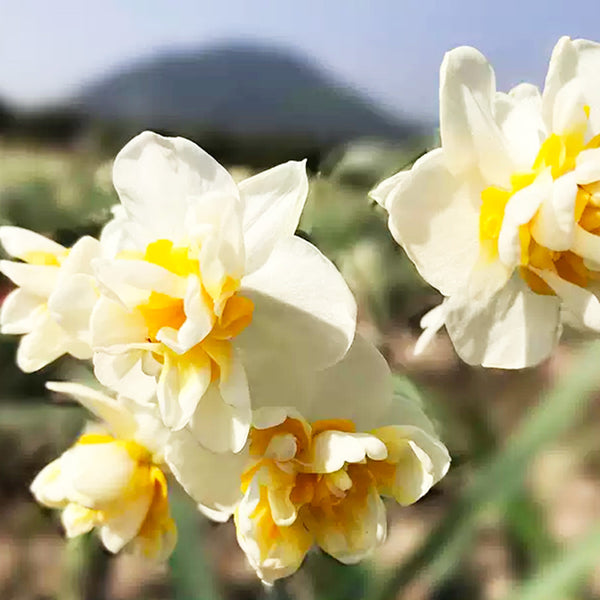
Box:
372;37;600;368
0;228;100;371
31;382;176;561
167;335;450;583
90;131;356;453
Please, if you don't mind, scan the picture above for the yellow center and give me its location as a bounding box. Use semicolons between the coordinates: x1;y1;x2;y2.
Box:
130;239;254;380
479;107;600;294
239;418;396;562
71;433;175;559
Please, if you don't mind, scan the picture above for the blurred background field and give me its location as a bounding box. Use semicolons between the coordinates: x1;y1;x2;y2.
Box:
3;2;600;599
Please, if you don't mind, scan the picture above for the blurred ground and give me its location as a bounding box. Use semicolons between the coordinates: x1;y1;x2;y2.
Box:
1;138;600;600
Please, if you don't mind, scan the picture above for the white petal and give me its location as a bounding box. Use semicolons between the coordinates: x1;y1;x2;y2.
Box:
374;425;451;505
61;503;96;538
156;276;213;353
543;37;600;133
45;381;138;440
0;288;44;334
188;382;251;453
16;313;74;372
313;486;386;565
48;273;97;346
164;429;247;512
0;226;65;259
94;258;186;300
369;170;410;209
157;352;212;431
494;84;546;171
383;149;481;296
91;296;148;349
498;174;549;267
239;236;356;371
59;236;101;278
239;160;308;272
93;351;158;404
31;458;68;508
445;275;561;368
576;148;600;185
414;301;448;356
312;431;388;473
440;46;514;185
99;488;153;553
572;225;600;263
0;260;59;298
59;442;137;507
530;172;578;251
536;269;600;331
307;333;393;430
112;131;238;241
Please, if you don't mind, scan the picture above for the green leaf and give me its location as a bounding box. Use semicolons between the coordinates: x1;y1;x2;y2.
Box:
373;341;600;600
502;520;600;600
169;490;223;600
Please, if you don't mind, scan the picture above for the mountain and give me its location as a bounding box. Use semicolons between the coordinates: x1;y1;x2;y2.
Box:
75;43;418;144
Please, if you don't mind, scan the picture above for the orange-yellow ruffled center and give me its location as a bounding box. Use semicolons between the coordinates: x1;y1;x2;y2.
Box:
132;239;253;379
239;418;394;562
479;107;600;295
71;433;175;559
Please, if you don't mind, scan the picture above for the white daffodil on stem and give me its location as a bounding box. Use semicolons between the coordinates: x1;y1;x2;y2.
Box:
31;382;176;561
166;335;450;583
372;36;600;368
90;131;356;454
0;228;100;371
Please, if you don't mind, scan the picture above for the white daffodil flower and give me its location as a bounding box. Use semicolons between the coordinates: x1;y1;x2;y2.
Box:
0;228;101;372
90;131;356;454
166;335;450;583
372;36;600;368
31;382;176;561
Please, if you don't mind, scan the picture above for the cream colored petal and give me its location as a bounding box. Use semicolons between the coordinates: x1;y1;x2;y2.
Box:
0;260;59;298
239;235;356;371
0;288;44;335
240;160;308;273
313;486;386;565
164;429;247;513
445;275;561;368
16;313;73;372
440;46;514;185
93;351;158;405
383;148;481;296
61;503;97;538
59;442;137;508
536;269;600;331
112;131;238;241
369;170;410;209
48;273;97;346
543;37;600;133
531;172;578;252
99;487;154;553
188;381;251;454
312;432;388;474
307;333;393;431
30;458;69;508
0;226;64;259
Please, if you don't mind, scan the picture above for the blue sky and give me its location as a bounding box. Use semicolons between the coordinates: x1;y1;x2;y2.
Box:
1;0;599;121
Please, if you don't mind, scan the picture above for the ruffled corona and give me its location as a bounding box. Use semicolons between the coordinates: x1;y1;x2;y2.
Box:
0;228;100;371
91;131;356;453
31;382;176;560
166;335;450;583
372;36;600;368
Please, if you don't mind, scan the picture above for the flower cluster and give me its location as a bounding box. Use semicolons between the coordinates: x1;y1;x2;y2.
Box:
1;131;449;581
373;36;600;368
